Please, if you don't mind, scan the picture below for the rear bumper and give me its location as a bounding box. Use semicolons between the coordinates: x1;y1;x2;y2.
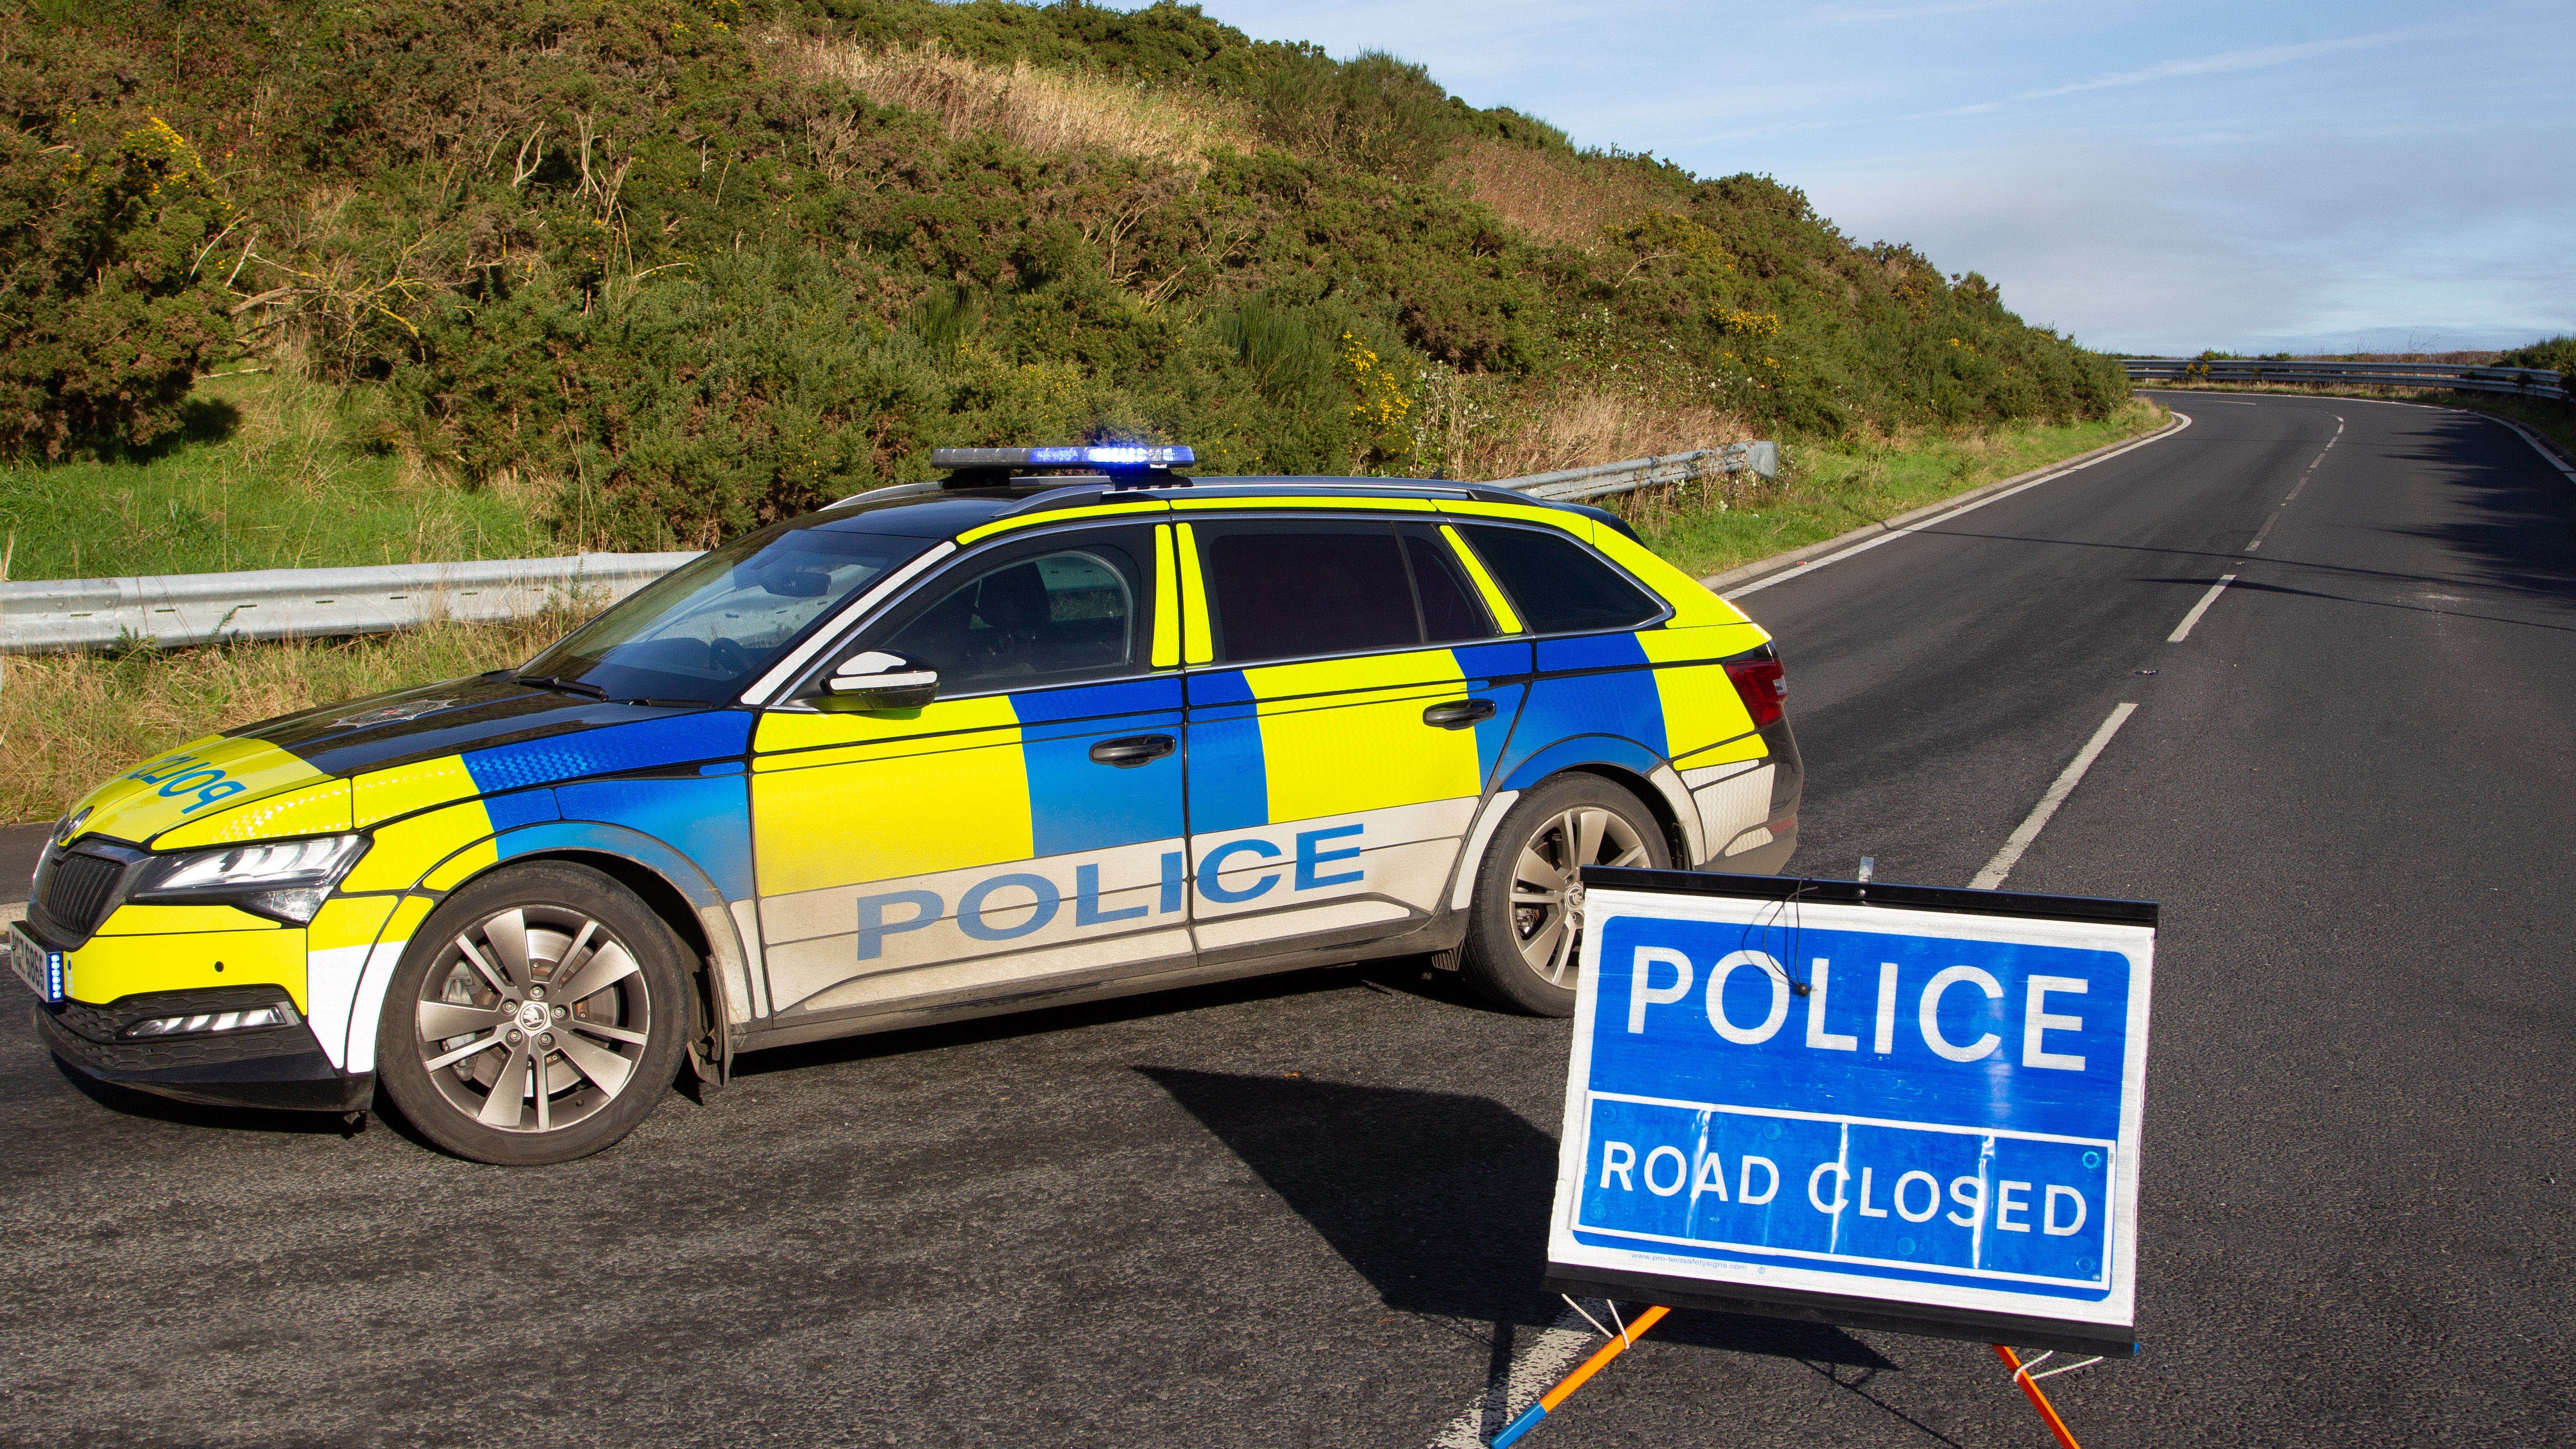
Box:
32;991;371;1114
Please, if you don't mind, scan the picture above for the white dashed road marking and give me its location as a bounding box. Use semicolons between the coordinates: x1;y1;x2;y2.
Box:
2167;575;2237;643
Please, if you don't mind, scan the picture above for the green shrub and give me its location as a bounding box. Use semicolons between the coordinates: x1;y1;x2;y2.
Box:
2;0;2134;546
389;251;942;549
2494;336;2576;400
0;113;235;457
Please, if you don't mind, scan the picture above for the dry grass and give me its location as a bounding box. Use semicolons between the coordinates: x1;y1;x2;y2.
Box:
1413;367;1754;489
1447;140;1669;250
0;609;595;823
767;35;1257;170
1406;372;1762;534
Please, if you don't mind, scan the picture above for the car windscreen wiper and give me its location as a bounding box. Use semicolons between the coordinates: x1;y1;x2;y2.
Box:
514;673;608;700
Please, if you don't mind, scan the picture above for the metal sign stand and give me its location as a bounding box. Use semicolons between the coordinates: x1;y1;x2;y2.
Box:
1994;1344;2100;1449
1492;1304;2102;1448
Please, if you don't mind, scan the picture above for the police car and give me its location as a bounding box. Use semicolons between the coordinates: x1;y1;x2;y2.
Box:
17;446;1802;1163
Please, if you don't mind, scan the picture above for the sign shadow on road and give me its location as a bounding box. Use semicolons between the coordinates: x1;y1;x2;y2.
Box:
1140;1065;1895;1368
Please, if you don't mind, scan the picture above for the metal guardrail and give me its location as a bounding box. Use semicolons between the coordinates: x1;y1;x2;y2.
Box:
0;444;1780;653
2122;357;2569;400
0;554;700;654
1505;440;1780;504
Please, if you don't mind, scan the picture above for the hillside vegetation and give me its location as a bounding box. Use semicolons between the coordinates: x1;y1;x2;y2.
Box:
3;0;2129;552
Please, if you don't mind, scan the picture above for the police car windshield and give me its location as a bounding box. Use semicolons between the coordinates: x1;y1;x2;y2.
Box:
518;522;932;703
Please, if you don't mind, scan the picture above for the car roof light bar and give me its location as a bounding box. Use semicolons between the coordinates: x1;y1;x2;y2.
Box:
932;445;1194;471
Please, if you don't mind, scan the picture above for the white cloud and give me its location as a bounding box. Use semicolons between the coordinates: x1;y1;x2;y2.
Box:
2016;26;2433;100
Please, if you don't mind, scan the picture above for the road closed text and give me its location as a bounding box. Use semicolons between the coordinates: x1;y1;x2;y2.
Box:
1576;1096;2115;1291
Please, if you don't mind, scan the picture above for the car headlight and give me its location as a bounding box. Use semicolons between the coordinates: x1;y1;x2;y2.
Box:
128;834;371;924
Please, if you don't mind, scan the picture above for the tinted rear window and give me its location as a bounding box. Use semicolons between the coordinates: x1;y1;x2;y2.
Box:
1206;528;1420;662
1457;524;1661;634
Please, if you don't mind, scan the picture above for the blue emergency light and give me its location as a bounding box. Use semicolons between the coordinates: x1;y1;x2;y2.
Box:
931;445;1195;471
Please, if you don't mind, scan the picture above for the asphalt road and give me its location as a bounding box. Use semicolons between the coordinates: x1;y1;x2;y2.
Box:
5;393;2570;1447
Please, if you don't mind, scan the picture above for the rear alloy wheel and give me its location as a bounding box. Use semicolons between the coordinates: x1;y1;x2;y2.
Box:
377;862;690;1165
1460;774;1671;1016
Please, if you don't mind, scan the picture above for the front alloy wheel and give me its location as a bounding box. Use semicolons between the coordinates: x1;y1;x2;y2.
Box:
379;862;689;1164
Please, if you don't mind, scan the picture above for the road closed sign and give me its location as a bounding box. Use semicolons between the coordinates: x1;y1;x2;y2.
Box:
1544;870;2154;1354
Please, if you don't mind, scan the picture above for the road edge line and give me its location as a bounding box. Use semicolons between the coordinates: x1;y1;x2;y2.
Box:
1969;702;2139;891
1705;409;2193;600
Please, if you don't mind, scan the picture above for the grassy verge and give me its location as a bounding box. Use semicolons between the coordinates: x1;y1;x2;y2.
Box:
0;369;556;581
0;609;595;823
1621;399;2171;579
2139;382;2574;460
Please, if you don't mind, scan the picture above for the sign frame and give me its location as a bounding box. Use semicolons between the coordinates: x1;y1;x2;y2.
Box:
1542;868;2155;1356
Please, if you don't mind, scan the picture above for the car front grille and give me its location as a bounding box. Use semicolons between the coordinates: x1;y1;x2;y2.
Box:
36;850;125;937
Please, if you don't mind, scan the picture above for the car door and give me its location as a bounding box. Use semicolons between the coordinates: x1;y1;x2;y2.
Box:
1176;514;1528;961
749;522;1191;1023
1450;517;1775;866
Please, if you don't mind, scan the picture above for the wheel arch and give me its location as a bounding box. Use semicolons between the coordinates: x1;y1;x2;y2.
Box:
377;823;746;1083
1559;762;1695;868
1496;733;1699;868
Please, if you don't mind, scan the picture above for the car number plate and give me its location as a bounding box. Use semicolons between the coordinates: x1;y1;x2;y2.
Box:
8;922;62;1004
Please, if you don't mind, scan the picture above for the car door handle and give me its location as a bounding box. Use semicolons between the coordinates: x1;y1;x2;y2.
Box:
1422;699;1497;730
1089;733;1176;768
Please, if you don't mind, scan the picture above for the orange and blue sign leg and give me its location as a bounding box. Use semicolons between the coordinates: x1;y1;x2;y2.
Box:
1488;1304;1669;1447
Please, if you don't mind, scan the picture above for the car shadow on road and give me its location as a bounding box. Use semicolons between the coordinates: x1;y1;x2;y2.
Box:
1139;1065;1890;1368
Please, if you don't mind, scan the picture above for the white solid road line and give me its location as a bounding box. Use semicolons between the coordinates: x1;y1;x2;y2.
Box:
2167;574;2237;642
1722;412;2195;601
1422;1304;1603;1449
1969;702;2139;892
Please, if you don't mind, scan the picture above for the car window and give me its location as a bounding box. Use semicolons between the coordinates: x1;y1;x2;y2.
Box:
1203;526;1423;663
876;546;1141;695
1403;530;1492;644
519;524;931;703
1455;524;1662;635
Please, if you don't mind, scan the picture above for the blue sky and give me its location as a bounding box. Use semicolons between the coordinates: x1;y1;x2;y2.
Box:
1187;0;2574;355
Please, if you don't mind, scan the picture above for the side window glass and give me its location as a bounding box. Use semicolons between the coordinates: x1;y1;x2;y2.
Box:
1402;531;1493;644
1455;524;1661;635
877;546;1140;695
1204;527;1419;663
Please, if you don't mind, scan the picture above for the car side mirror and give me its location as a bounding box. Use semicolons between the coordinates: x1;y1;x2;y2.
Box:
821;650;938;711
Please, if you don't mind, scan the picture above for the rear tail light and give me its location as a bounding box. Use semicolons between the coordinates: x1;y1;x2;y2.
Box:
1724;657;1788;729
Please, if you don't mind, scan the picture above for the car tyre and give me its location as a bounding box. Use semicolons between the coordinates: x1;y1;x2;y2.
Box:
376;861;691;1165
1460;774;1671;1017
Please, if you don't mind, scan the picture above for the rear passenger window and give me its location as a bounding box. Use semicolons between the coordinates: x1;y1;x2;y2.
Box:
1205;527;1419;663
1456;524;1661;634
1198;521;1499;663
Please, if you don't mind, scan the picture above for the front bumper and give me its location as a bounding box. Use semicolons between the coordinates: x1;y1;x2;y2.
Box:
32;985;371;1113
